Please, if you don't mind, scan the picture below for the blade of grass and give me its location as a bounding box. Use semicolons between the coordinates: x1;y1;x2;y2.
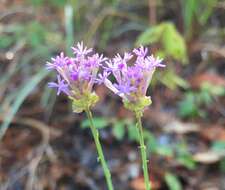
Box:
65;3;74;56
0;69;49;140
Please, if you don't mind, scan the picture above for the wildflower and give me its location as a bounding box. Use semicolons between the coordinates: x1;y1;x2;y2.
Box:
101;46;165;113
46;42;106;112
47;43;114;189
99;46;165;190
48;75;70;96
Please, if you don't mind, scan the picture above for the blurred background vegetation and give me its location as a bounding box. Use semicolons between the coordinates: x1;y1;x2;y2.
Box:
0;0;225;190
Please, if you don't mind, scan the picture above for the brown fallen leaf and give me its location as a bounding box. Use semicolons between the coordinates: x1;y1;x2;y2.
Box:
200;125;225;141
190;73;225;89
130;176;160;190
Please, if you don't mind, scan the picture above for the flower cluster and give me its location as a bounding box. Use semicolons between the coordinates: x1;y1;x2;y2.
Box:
47;42;164;113
99;46;165;113
46;42;106;112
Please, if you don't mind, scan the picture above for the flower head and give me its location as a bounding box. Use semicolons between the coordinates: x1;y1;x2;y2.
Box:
100;46;165;113
46;42;106;112
48;75;70;96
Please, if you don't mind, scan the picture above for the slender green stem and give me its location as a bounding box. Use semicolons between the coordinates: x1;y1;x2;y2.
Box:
136;113;151;190
85;108;114;190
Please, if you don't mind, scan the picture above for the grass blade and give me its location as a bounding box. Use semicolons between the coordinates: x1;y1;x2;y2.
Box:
0;69;49;140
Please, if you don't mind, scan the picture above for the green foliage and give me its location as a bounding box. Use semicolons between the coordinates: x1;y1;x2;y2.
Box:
127;122;139;141
198;0;218;25
156;145;174;157
24;22;63;49
0;35;14;49
211;141;225;152
175;143;196;170
160;69;190;90
0;69;49;140
30;0;45;6
178;92;200;118
183;0;198;34
201;82;225;97
136;24;164;45
162;23;187;63
29;0;67;7
81;116;196;170
165;172;182;190
136;22;188;89
182;0;218;36
112;121;126;140
26;22;47;48
81;117;109;129
178;83;225;118
136;22;188;64
49;0;67;7
177;152;196;170
3;20;63;50
144;131;157;154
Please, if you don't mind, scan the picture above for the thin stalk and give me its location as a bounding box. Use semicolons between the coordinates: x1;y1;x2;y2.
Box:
85;108;114;190
136;113;151;190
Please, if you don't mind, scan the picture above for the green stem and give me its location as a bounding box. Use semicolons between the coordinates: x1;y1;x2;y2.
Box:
85;108;114;190
136;113;151;190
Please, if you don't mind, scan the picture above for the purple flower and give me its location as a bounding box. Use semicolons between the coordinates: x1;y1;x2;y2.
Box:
100;46;165;103
48;75;70;96
114;82;136;95
146;55;165;67
46;52;68;70
46;42;105;99
72;41;92;57
95;71;110;84
133;46;148;57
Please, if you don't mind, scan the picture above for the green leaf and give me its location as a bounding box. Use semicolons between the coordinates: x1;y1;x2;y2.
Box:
211;141;225;152
183;0;198;32
183;0;217;36
156;146;173;157
201;82;225;97
177;154;196;169
178;92;199;118
81;117;109;129
112;121;125;140
160;69;189;90
165;172;182;190
136;24;164;46
0;69;49;140
162;23;188;64
144;131;157;153
175;143;197;169
128;124;139;142
198;90;212;106
198;0;218;25
136;22;188;64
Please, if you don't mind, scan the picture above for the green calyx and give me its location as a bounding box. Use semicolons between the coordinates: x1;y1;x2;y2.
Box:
70;92;99;113
123;96;152;116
